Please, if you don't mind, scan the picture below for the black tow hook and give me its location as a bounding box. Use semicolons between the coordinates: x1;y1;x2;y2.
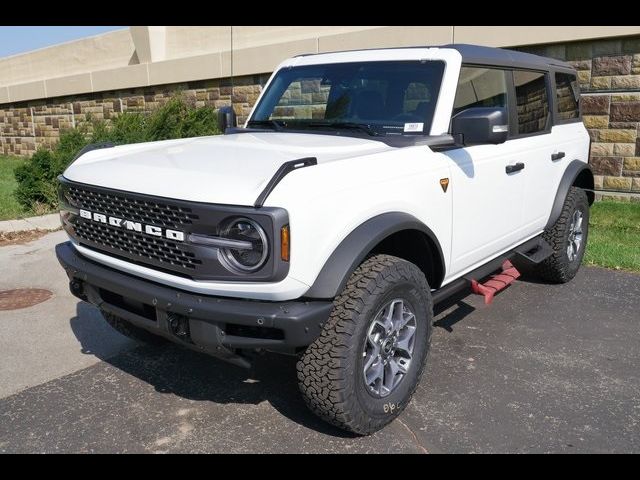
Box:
168;312;192;343
69;279;86;300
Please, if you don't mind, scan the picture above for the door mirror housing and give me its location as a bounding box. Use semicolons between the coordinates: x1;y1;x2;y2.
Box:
218;106;237;133
451;107;508;146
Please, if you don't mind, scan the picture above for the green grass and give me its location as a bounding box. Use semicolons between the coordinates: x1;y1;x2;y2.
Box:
585;201;640;273
0;155;29;221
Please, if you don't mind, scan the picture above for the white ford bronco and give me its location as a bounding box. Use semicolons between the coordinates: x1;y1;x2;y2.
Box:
56;44;593;435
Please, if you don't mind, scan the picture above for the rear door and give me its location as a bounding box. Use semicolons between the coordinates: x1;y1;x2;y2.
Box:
508;69;563;232
518;70;587;231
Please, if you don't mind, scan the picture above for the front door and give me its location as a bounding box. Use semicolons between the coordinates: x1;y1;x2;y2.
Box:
444;66;529;277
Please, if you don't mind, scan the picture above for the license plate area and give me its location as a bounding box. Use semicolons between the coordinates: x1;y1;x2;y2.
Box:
98;288;157;322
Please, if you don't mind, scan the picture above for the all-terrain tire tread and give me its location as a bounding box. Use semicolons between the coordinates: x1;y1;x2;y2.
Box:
536;186;589;283
296;254;432;435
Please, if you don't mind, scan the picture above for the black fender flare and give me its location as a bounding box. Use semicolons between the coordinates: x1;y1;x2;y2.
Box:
304;212;445;299
545;160;594;230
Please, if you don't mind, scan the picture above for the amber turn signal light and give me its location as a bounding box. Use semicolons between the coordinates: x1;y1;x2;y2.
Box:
281;225;290;262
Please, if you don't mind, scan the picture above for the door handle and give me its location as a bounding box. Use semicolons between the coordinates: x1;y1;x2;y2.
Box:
506;162;525;174
551;151;565;161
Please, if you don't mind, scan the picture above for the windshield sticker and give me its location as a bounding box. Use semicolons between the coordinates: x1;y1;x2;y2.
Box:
404;123;424;132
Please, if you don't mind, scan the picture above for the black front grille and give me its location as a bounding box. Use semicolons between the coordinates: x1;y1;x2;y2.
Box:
67;185;199;230
75;220;201;271
59;177;288;282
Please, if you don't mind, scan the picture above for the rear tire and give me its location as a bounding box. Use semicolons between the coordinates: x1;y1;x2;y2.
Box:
535;186;590;283
101;309;167;345
297;254;433;435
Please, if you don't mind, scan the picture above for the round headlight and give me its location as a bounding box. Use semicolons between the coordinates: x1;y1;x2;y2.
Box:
218;217;268;273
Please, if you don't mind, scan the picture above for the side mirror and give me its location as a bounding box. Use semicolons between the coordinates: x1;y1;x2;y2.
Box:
451;107;508;146
218;106;236;133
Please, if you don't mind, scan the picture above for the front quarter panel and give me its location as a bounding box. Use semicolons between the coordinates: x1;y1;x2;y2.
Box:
265;146;453;292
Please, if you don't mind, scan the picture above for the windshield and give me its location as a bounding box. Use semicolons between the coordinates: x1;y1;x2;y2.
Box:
249;60;445;136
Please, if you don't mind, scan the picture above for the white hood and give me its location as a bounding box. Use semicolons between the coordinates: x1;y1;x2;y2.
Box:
63;132;392;205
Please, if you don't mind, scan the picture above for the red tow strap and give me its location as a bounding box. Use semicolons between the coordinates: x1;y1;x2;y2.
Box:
470;260;521;305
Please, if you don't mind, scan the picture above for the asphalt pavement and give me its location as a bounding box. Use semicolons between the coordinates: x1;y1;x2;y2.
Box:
0;231;638;453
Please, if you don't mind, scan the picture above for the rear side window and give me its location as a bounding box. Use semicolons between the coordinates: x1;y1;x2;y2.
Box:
555;72;580;121
514;70;550;135
453;67;508;116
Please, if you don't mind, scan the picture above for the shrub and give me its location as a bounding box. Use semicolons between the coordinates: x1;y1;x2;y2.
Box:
14;149;61;209
14;96;221;211
93;111;148;145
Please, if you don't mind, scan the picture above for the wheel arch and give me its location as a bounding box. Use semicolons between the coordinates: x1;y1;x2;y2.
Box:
546;160;594;230
304;212;445;299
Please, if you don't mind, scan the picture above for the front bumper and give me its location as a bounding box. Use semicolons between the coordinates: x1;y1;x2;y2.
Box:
56;242;333;364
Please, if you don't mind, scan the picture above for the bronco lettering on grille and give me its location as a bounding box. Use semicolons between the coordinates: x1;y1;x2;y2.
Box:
79;209;185;242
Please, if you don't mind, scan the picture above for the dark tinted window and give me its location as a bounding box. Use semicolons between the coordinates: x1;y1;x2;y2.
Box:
251;61;445;135
514;70;550;135
555;72;580;121
404;82;434;114
453;67;508;116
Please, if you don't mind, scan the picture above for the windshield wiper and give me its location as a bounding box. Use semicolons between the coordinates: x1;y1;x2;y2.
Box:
248;120;380;136
246;119;285;131
307;122;380;137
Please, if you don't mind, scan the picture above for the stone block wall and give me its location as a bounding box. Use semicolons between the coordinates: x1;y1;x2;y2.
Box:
518;35;640;201
0;74;269;157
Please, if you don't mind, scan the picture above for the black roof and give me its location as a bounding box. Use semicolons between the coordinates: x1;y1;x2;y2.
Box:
297;43;574;72
443;44;573;71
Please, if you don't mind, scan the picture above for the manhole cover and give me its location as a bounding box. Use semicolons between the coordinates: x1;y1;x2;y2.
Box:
0;289;53;311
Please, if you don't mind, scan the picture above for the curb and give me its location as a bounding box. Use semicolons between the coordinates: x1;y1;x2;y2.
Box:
0;213;60;233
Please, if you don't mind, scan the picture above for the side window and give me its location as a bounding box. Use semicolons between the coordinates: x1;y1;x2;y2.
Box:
453;67;508;116
513;70;550;135
555;72;580;121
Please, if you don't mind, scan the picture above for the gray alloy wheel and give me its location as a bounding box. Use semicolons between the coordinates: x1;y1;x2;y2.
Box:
362;298;416;398
567;210;584;262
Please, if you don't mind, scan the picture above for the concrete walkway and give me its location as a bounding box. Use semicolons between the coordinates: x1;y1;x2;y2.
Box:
0;230;133;399
0;213;60;233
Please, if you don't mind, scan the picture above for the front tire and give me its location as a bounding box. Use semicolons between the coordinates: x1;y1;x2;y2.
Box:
536;186;590;283
297;254;433;435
